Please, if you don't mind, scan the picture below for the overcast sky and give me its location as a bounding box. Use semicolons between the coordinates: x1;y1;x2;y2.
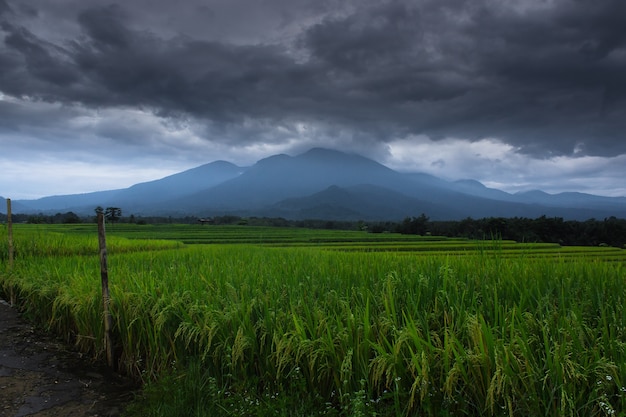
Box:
1;0;625;200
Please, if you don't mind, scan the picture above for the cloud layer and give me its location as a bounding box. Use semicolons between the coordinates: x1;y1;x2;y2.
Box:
1;0;625;199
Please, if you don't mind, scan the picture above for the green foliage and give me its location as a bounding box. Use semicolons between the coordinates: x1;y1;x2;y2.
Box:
0;224;182;261
1;224;625;416
105;207;122;223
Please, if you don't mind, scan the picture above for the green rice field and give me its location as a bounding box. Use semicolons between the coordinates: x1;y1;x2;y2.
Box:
1;223;625;416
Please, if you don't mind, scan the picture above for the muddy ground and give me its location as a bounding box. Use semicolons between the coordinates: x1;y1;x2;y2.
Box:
0;298;137;417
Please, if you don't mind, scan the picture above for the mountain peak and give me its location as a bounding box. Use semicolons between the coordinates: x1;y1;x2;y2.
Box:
455;179;486;189
296;148;394;172
516;190;550;197
8;148;626;220
257;153;291;163
300;147;347;157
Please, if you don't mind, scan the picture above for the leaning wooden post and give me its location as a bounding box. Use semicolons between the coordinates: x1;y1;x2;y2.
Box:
97;213;116;369
6;198;15;305
6;198;13;268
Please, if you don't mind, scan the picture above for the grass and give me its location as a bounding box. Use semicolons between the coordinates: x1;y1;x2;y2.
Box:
0;224;183;259
1;223;625;416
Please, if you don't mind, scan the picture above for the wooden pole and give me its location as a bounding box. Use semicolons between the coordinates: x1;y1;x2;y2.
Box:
6;198;13;268
97;213;116;369
6;198;15;305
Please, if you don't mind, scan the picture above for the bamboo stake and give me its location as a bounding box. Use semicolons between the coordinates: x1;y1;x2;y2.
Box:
6;198;15;305
97;212;116;369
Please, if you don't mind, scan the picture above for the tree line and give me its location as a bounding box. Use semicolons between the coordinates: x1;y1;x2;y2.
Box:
1;211;624;248
391;214;626;248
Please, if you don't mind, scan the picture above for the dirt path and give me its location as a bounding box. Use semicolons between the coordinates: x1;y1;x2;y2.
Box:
0;299;136;417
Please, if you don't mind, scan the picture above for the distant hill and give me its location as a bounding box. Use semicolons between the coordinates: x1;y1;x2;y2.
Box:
175;148;419;211
8;148;626;221
1;197;32;215
512;190;626;210
271;184;457;220
105;160;244;212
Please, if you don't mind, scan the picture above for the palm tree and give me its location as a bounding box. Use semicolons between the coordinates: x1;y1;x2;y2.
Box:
105;207;122;223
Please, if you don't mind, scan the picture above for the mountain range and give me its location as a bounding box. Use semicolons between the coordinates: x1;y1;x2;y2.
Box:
2;148;625;221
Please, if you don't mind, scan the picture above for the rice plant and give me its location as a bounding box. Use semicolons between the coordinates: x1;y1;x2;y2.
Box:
1;224;625;416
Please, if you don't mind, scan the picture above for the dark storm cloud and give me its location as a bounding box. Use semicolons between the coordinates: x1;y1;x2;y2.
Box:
0;1;10;15
4;25;80;87
1;0;625;157
1;6;305;139
303;0;626;155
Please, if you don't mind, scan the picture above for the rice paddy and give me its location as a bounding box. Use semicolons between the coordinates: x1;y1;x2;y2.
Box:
1;223;625;416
